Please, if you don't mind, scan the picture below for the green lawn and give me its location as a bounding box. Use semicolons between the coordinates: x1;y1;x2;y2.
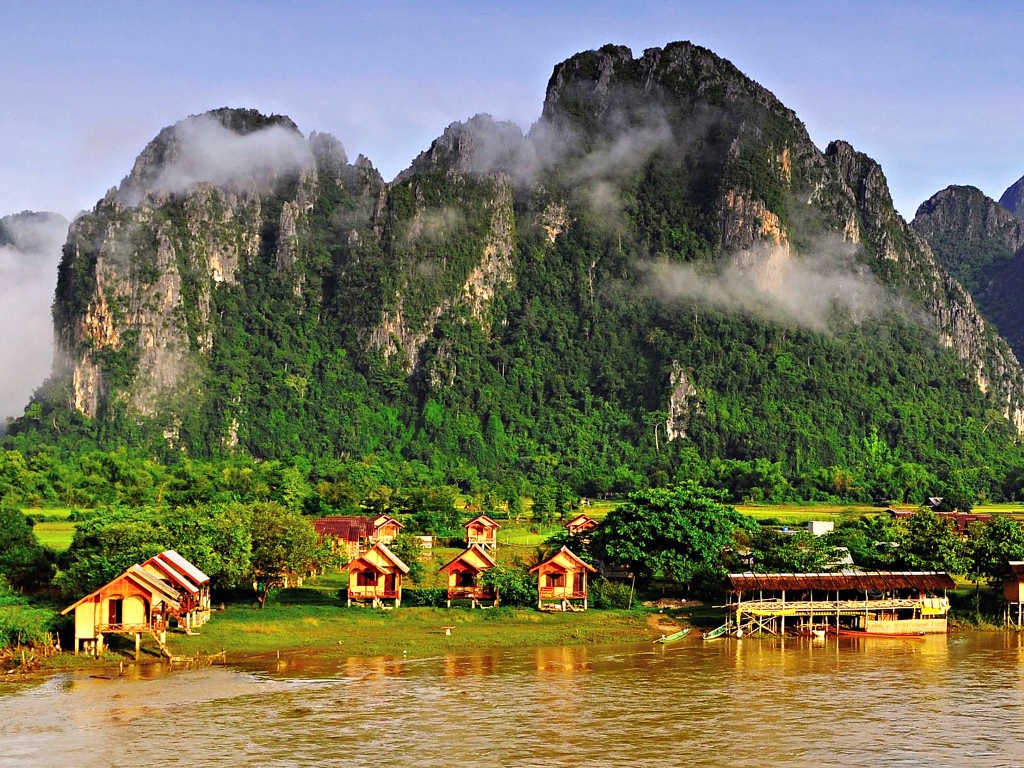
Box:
173;571;652;661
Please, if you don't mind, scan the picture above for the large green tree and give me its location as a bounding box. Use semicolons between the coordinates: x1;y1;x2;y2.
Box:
594;482;751;589
248;502;321;608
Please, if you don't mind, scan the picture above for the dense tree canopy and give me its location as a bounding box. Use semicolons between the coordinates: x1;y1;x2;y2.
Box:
594;482;752;588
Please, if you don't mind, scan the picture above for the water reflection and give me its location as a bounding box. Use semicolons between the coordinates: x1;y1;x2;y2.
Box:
4;635;1024;767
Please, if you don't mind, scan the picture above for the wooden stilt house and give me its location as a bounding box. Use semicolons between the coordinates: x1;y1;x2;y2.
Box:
564;514;598;537
438;544;498;608
1004;561;1024;627
314;514;406;561
714;571;955;637
61;565;182;658
141;550;212;632
465;514;501;549
530;546;597;611
345;542;411;608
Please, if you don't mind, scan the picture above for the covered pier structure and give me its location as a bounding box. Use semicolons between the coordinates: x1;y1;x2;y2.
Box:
720;571;955;637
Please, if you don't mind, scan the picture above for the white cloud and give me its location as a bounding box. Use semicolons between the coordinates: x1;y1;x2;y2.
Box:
0;213;68;421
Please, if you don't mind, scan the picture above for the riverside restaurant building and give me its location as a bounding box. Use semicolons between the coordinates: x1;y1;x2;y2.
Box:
719;571;955;637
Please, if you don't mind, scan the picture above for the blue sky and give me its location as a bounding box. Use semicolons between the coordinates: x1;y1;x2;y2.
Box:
2;0;1023;220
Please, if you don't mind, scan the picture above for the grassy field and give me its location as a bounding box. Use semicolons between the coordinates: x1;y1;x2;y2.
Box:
32;521;77;551
22;508;81;552
169;570;653;662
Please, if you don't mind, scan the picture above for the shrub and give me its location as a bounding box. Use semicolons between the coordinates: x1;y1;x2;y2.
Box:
403;587;447;607
481;565;535;607
589;578;634;609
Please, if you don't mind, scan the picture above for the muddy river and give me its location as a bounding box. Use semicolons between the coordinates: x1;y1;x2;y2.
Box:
4;632;1024;767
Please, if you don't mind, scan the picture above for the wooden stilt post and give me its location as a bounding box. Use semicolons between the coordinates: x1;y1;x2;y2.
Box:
135;633;140;660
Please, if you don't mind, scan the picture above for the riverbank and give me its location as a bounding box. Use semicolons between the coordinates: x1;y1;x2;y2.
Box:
9;602;662;677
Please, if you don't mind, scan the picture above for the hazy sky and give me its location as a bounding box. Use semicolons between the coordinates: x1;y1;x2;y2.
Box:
3;0;1023;222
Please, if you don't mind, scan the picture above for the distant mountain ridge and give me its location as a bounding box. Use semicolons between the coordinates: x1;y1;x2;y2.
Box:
9;41;1024;498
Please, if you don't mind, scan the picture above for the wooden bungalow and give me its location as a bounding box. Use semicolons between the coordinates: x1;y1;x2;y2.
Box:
465;514;501;549
530;546;597;611
438;544;498;608
314;514;406;560
370;514;405;544
141;550;212;632
716;571;955;637
1004;561;1024;627
564;513;599;537
345;541;411;608
61;565;182;658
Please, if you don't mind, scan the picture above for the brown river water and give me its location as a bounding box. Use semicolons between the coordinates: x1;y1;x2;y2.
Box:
4;632;1024;767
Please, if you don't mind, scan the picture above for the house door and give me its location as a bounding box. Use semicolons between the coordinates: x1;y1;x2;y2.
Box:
384;574;396;594
108;598;123;625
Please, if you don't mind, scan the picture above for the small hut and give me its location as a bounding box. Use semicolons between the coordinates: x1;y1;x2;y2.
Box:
370;514;405;544
438;545;498;608
345;542;411;608
564;513;599;537
465;514;501;549
1004;561;1024;626
61;565;182;658
530;546;597;611
141;550;211;631
314;514;406;560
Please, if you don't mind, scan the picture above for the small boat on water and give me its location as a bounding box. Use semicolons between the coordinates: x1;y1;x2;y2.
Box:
826;625;926;639
655;628;692;644
702;623;731;640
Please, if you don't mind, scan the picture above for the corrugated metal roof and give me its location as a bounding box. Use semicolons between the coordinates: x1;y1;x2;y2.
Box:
159;550;210;585
727;571;956;592
143;555;200;594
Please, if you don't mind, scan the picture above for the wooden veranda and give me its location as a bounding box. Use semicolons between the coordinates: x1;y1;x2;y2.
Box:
711;571;955;638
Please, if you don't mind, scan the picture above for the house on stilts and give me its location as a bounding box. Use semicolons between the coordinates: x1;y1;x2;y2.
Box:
530;546;597;611
61;565;182;659
438;544;498;608
713;571;954;637
345;541;411;608
1003;561;1024;627
464;514;501;549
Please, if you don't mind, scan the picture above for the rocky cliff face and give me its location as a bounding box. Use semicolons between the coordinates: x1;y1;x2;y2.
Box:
913;184;1024;375
534;44;1024;436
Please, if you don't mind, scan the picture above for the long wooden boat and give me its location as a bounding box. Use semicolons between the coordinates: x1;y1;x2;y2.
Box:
702;623;731;640
826;625;926;639
655;628;692;644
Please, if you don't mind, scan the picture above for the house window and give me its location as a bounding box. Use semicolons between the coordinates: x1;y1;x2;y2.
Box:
357;571;378;587
456;571;476;587
546;573;564;588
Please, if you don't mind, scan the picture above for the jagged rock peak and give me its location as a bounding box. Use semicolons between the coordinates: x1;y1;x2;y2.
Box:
541;41;799;129
396;114;528;181
999;174;1024;218
915;185;1024;251
115;107;311;207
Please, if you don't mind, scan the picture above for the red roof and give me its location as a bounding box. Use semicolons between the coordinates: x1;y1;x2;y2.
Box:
465;514;501;530
314;516;374;542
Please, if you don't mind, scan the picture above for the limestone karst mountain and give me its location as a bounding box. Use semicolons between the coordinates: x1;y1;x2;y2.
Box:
11;43;1024;494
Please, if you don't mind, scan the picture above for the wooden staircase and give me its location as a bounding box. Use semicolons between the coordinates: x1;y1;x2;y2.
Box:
149;631;173;660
